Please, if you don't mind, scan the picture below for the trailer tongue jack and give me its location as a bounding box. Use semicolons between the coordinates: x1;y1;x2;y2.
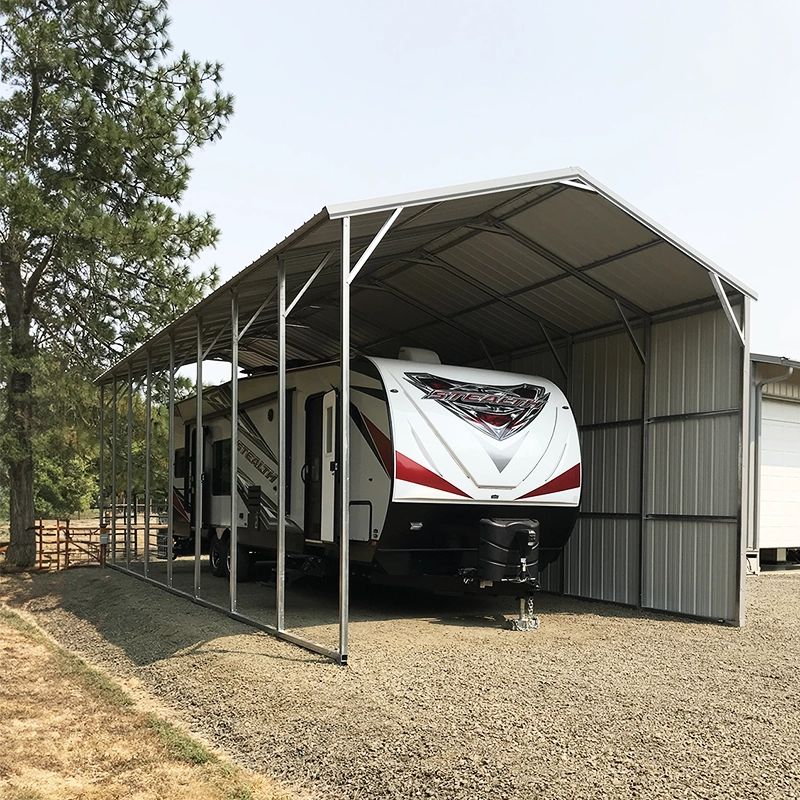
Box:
507;594;540;631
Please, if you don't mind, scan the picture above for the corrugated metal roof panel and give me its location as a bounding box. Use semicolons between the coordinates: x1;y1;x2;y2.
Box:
379;263;492;316
97;168;755;384
588;244;717;312
438;230;565;289
456;304;543;352
513;277;618;333
506;188;654;267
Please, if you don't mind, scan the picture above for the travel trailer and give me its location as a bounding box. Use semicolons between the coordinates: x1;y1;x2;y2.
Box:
172;350;581;595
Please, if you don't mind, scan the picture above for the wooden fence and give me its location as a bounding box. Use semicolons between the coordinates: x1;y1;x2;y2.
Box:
36;518;169;571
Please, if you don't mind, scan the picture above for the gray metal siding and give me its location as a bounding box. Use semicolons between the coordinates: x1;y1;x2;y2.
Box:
580;425;642;514
643;308;742;622
538;553;563;594
564;517;639;605
571;331;644;426
507;346;569;393
642;520;738;620
649;309;740;416
647;415;739;517
566;331;643;604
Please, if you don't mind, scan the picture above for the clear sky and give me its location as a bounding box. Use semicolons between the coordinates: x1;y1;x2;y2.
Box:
168;0;800;363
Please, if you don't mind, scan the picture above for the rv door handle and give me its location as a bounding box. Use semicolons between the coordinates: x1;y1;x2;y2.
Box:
301;464;309;484
330;461;338;473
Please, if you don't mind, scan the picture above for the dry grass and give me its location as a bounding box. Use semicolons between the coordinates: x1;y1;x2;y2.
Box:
0;605;295;800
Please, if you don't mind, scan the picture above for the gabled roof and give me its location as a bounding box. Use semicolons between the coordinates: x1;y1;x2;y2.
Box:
98;167;756;384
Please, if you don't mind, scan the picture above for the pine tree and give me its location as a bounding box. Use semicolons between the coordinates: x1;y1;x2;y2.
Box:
0;0;233;567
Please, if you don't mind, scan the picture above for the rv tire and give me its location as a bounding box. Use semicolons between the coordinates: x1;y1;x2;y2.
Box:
209;532;229;578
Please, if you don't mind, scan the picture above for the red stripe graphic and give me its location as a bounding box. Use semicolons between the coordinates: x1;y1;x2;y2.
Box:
362;413;394;478
516;464;581;500
172;488;190;521
395;452;471;498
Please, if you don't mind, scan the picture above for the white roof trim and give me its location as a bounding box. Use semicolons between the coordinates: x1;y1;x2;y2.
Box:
325;167;582;219
325;166;757;301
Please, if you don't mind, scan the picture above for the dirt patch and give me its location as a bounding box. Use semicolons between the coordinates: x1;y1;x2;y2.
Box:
2;567;800;799
0;603;294;800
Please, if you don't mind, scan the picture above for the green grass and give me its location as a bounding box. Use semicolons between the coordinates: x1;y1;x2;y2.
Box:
50;647;134;708
0;604;132;708
146;714;216;765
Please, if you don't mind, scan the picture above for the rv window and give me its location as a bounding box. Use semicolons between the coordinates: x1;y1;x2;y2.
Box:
174;448;187;479
325;405;333;455
211;439;232;496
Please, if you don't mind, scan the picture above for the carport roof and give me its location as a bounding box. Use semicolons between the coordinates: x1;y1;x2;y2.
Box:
98;167;757;384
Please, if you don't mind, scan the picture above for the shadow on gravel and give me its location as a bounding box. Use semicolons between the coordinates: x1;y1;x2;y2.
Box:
0;558;702;670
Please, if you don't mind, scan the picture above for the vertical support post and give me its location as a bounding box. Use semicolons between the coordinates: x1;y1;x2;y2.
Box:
126;366;133;570
111;381;118;563
99;384;105;532
638;319;652;610
339;217;351;665
737;298;751;627
167;336;176;589
277;261;287;631
195;316;204;598
559;335;574;594
229;290;239;613
144;350;152;578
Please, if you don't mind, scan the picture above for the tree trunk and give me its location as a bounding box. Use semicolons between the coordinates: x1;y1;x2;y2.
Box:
4;372;36;568
1;247;36;569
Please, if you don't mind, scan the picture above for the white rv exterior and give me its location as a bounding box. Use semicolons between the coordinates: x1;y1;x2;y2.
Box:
173;355;581;592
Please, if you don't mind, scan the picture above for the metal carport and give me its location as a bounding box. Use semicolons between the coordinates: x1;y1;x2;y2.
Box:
97;167;757;663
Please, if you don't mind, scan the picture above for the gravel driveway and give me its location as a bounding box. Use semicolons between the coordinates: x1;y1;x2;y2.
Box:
2;565;799;800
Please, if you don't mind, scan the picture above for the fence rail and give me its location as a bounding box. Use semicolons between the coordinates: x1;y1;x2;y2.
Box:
35;517;169;571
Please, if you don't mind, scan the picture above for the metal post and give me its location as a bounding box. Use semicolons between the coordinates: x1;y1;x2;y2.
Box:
167;336;176;588
144;350;152;578
230;290;239;613
99;384;105;532
111;381;118;562
195;316;204;597
126;366;133;570
339;217;351;665
277;261;287;631
638;319;652;610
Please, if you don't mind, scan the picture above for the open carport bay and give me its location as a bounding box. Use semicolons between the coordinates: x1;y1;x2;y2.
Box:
98;169;758;664
2;568;798;800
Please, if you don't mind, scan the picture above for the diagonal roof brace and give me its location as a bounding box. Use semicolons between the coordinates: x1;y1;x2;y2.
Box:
348;206;404;285
558;178;597;192
416;251;574;340
614;300;646;365
710;273;746;347
486;218;652;321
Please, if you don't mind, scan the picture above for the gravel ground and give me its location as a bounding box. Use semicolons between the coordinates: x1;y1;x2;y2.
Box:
2;565;799;800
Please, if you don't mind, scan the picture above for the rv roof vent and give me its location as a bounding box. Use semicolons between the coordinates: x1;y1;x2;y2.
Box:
398;347;441;364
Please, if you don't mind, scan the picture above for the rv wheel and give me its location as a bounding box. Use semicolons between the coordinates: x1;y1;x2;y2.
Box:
209;533;230;578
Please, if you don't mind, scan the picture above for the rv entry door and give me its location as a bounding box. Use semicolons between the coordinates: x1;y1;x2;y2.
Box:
321;390;337;543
